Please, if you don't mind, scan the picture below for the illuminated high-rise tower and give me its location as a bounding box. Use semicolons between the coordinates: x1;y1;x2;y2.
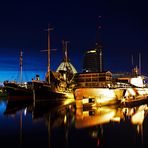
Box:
83;16;103;73
82;42;103;73
83;48;99;72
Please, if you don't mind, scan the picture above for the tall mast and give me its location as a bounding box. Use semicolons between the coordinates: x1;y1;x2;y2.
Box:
139;53;141;75
47;26;53;84
63;40;69;64
20;49;23;83
131;54;134;75
131;54;134;67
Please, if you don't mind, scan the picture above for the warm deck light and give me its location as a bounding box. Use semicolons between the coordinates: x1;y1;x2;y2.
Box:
130;76;144;87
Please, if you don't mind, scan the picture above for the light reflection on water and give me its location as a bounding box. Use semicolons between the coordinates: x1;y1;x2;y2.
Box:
0;98;148;148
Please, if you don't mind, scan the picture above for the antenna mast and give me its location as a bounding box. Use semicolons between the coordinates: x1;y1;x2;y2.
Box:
96;15;103;72
139;53;141;75
131;54;134;75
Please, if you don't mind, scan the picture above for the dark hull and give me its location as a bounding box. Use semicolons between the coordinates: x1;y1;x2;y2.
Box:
7;95;33;101
31;81;76;107
4;82;33;101
33;88;67;102
33;81;67;101
4;81;73;103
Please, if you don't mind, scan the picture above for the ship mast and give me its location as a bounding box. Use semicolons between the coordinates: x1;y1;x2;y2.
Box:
62;40;69;64
47;26;53;84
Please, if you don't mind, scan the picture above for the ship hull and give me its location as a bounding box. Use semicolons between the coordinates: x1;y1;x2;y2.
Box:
74;88;125;108
32;81;75;105
4;82;33;101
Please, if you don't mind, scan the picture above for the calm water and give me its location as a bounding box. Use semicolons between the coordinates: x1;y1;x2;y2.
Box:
0;97;148;148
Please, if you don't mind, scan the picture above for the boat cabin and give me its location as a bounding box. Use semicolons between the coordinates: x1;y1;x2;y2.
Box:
75;71;112;88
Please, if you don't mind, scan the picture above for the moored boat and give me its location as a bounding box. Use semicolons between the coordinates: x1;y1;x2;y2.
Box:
3;49;34;101
118;75;148;107
74;71;148;108
75;87;125;108
4;80;33;101
74;71;126;108
32;28;76;102
32;76;73;100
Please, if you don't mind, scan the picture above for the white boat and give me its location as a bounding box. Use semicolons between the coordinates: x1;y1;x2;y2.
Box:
74;71;148;108
74;71;125;108
75;87;125;108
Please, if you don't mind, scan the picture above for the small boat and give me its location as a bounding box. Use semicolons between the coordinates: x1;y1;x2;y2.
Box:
115;69;148;107
119;76;148;107
4;80;33;101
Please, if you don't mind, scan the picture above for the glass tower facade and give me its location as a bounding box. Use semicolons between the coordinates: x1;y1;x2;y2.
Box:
83;43;103;73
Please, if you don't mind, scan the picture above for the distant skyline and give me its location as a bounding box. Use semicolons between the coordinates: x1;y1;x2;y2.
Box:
0;0;148;82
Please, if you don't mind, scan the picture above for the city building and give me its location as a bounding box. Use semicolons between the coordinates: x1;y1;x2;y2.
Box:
83;43;103;73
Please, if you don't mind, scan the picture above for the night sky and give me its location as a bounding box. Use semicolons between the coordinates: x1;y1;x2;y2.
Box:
0;0;148;82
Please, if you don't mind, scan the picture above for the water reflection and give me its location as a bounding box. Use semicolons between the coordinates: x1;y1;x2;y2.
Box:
3;98;75;148
75;104;148;147
75;106;118;128
1;97;148;148
75;105;148;128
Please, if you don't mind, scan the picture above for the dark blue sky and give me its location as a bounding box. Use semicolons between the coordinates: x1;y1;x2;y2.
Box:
0;0;148;81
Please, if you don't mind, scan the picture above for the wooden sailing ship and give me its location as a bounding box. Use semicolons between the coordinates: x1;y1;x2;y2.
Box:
31;26;75;103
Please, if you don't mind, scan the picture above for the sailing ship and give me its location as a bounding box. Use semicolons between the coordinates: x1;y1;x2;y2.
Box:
4;50;33;101
4;26;76;102
31;27;76;102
